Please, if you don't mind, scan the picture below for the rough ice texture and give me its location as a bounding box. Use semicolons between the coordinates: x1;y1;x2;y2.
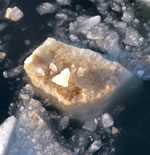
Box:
0;116;16;155
124;27;144;47
69;16;121;55
24;37;132;107
5;7;23;21
8;98;74;155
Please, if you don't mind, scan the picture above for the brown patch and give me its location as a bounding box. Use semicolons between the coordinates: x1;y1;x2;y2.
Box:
55;84;82;101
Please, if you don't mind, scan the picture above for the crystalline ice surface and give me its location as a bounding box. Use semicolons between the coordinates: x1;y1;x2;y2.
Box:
24;37;132;108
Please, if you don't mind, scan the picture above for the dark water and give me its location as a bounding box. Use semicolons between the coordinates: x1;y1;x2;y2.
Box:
0;0;150;155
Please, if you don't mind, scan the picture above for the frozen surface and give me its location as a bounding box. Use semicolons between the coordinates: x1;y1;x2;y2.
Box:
8;98;74;155
0;116;16;155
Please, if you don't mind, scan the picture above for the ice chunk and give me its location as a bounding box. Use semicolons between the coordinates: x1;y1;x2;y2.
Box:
124;27;144;47
103;31;121;54
56;0;71;6
71;130;89;149
82;119;97;132
101;113;114;128
5;7;23;21
88;140;102;153
121;8;135;23
70;17;121;55
24;38;132;118
0;116;16;155
69;34;79;42
59;116;70;130
3;65;22;78
70;16;101;33
36;3;57;15
111;3;121;12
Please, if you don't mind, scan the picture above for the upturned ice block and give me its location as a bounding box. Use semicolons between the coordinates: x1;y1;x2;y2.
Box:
24;38;138;120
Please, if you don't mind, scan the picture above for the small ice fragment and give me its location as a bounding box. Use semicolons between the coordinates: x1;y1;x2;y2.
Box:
56;0;71;6
3;65;22;78
83;119;97;132
124;27;144;47
59;116;70;131
5;7;23;21
36;3;57;15
101;113;114;128
112;127;119;135
52;68;70;87
121;9;134;23
88;140;102;153
137;70;144;78
49;63;57;72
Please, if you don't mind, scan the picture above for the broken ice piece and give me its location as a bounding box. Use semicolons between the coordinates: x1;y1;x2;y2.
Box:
5;7;23;21
101;113;114;128
36;3;57;15
88;140;102;153
24;38;132;118
82;119;97;132
0;116;16;155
